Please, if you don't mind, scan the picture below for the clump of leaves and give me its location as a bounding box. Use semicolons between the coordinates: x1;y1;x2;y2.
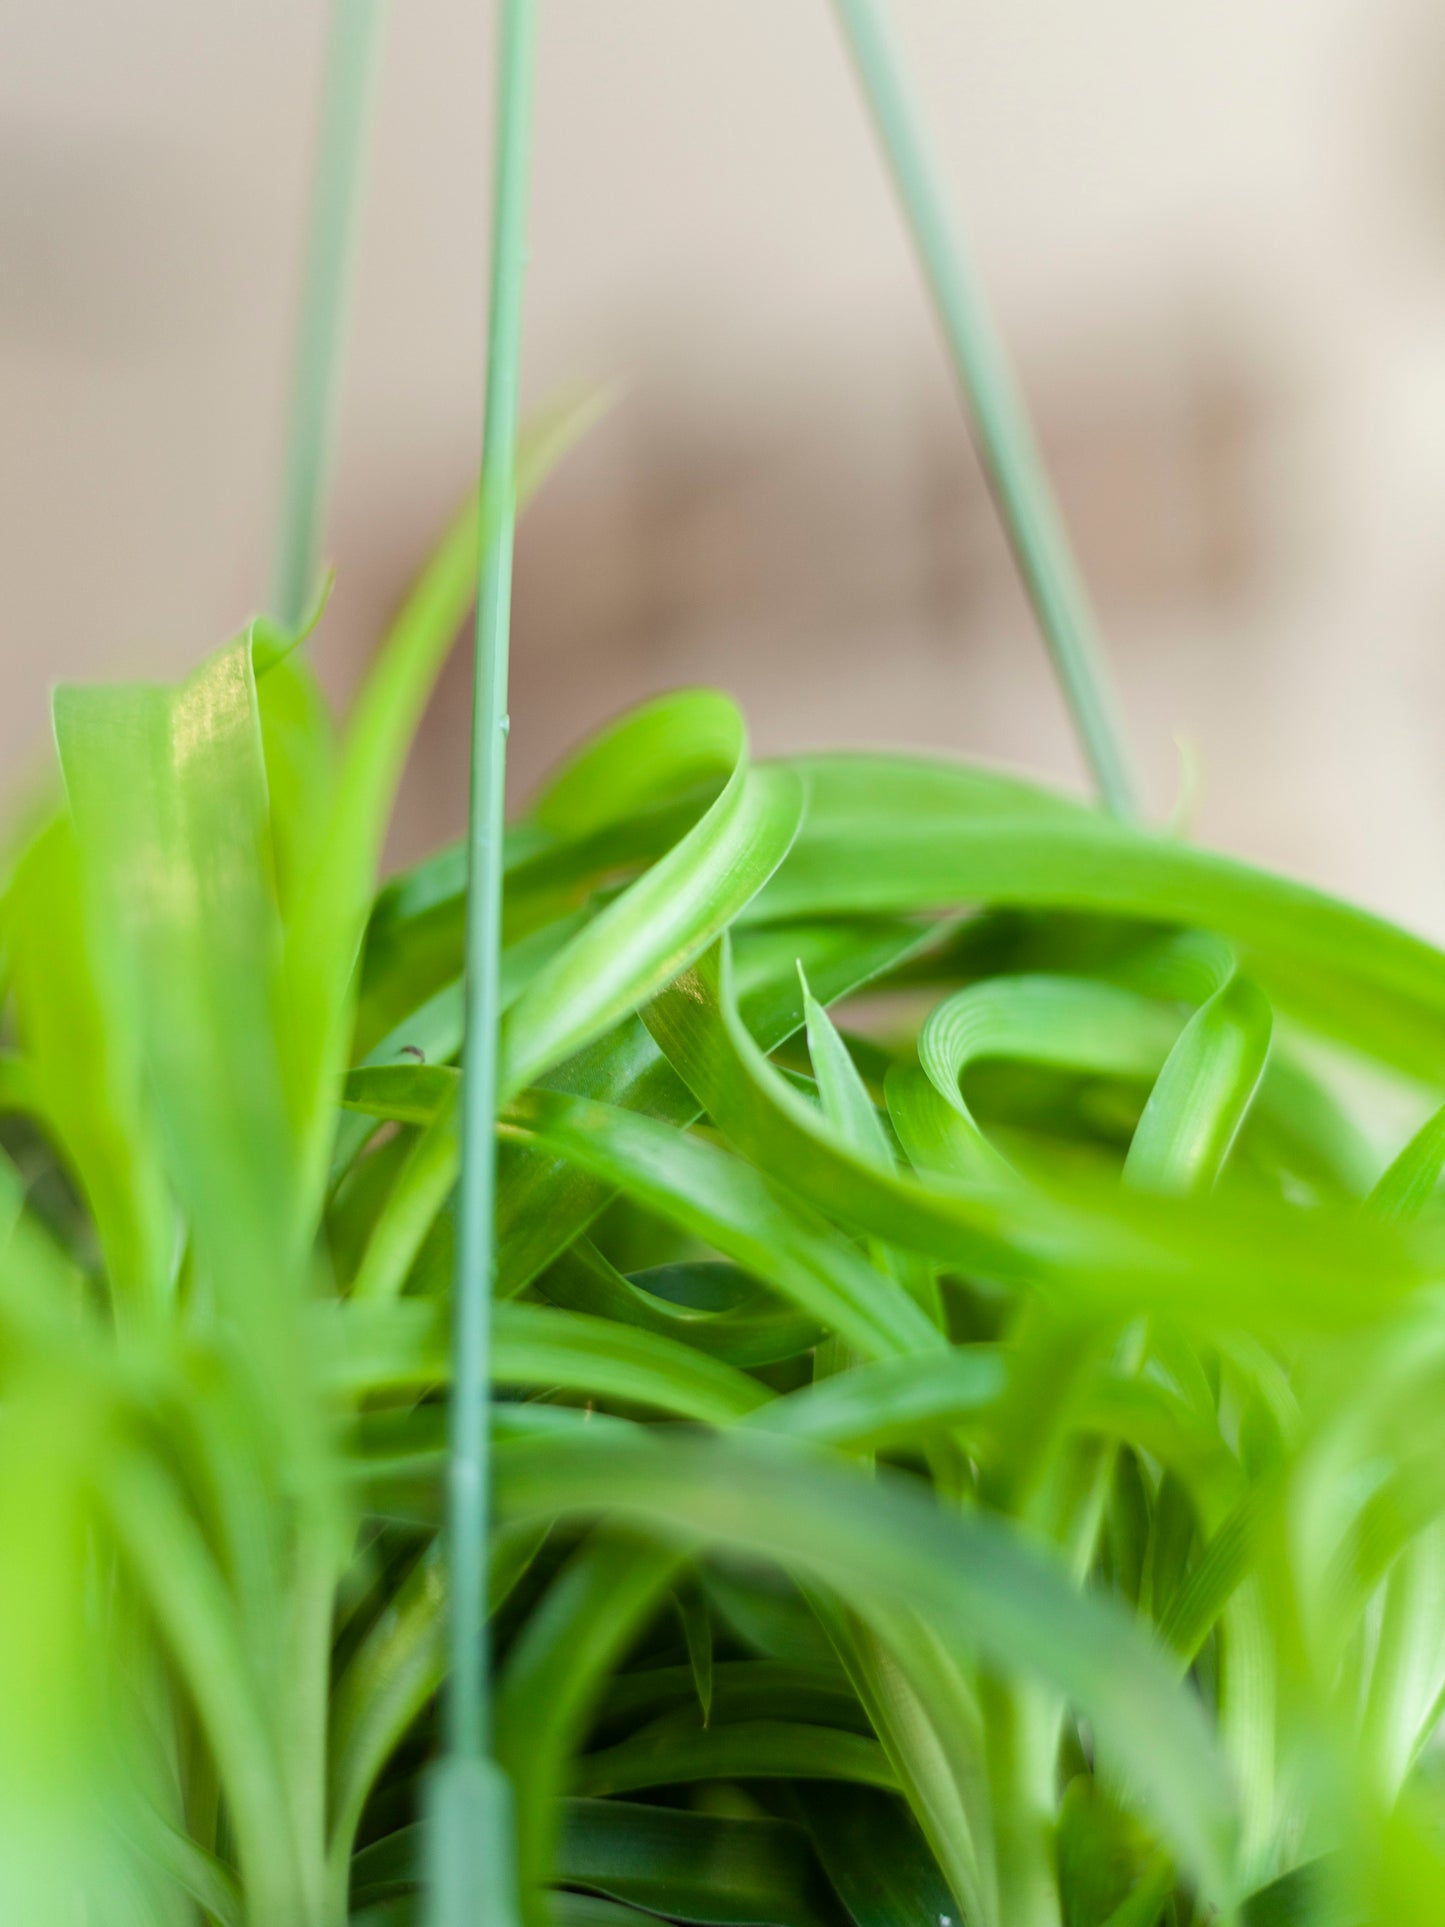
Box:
6;485;1445;1927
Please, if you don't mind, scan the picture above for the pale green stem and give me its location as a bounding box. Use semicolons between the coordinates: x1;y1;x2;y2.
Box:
831;0;1138;818
419;10;536;1921
273;0;387;629
445;0;536;1772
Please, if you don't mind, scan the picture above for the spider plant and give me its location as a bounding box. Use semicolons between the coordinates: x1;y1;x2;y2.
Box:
7;3;1445;1926
7;475;1445;1924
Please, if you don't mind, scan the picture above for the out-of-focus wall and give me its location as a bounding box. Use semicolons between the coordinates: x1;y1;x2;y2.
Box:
5;2;1445;929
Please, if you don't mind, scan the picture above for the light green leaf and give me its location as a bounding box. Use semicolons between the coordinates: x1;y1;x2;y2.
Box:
326;1296;770;1424
750;1347;1006;1451
1124;977;1273;1196
755;754;1445;1081
499;749;803;1098
501;1087;942;1360
1368;1101;1445;1225
538;1246;822;1368
284;391;610;1206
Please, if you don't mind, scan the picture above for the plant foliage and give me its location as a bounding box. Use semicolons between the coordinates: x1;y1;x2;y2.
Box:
5;498;1445;1927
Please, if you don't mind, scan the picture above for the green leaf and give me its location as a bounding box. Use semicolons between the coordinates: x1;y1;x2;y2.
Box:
800;963;942;1322
1239;1857;1358;1926
599;1660;863;1736
494;1427;1238;1893
250;610;337;924
751;1348;1006;1451
100;1445;301;1920
491;917;940;1297
539;1247;822;1368
1056;1775;1164;1927
651;942;1421;1340
806;1595;990;1924
344;916;931;1307
754;754;1445;1080
53;644;293;1271
918;973;1182;1179
3;818;173;1316
573;1721;896;1798
351;1800;838;1927
529;688;742;835
501;1087;942;1360
643;940;1023;1297
800;965;895;1167
1093;1858;1175;1927
496;1535;681;1921
328;1549;446;1879
1156;1479;1279;1664
53;643;316;1484
672;1584;716;1725
283;391;610;1206
350;1081;460;1302
556;1798;836;1927
1124;978;1273;1196
703;1568;842;1672
498;738;803;1097
788;1783;959;1927
552;1898;667;1927
1368;1101;1445;1225
327;1297;771;1424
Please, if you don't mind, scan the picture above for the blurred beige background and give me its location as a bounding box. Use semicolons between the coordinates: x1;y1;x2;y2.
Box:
6;2;1445;930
